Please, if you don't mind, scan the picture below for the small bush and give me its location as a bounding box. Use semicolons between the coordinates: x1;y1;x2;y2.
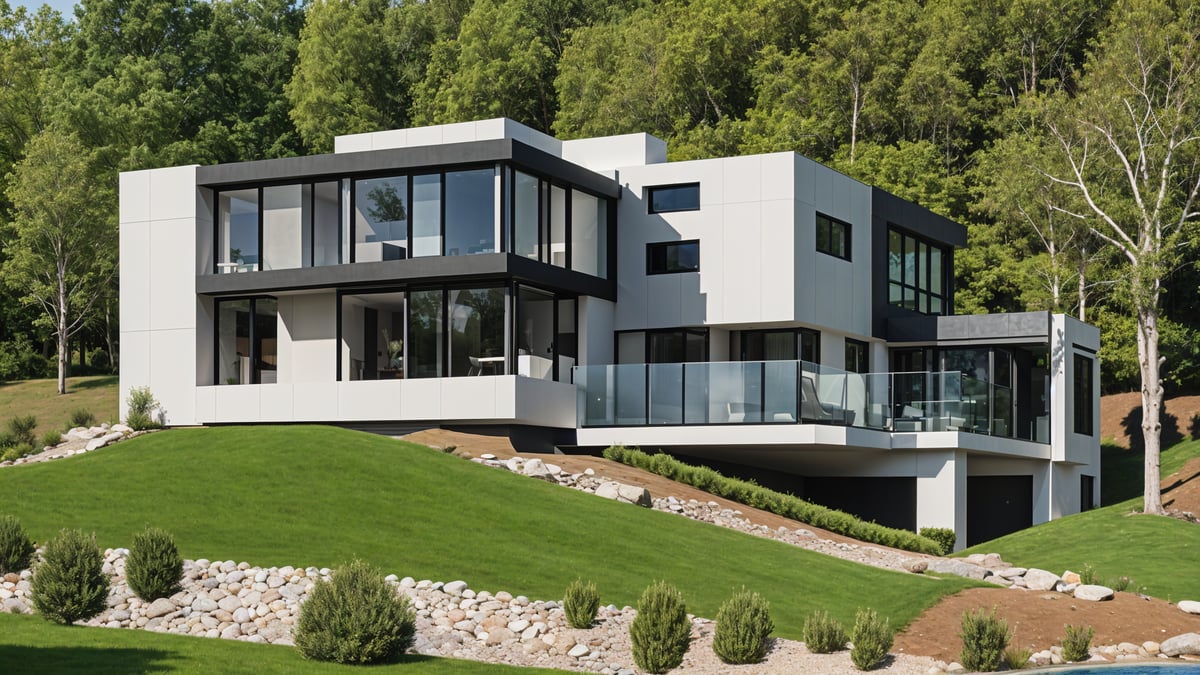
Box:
69;409;97;428
40;430;62;448
959;608;1010;672
1061;624;1094;662
1003;646;1032;670
2;444;34;462
7;415;37;447
30;529;109;624
88;348;110;372
850;608;892;671
1109;575;1132;592
563;578;600;629
1079;563;1098;585
126;527;182;601
293;559;415;664
803;609;848;653
918;527;956;555
125;386;161;430
629;581;691;674
0;515;36;574
713;587;773;664
0;430;15;448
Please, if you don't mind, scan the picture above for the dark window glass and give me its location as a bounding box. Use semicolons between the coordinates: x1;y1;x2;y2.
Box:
647;240;699;274
800;329;820;363
216;298;276;385
647;183;700;213
408;289;444;378
1081;475;1095;510
445;168;496;256
647;328;707;363
448;287;505;376
816;213;851;260
887;226;947;316
845;338;869;374
1074;354;1094;435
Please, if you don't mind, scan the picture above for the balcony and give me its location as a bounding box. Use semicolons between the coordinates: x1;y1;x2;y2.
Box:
574;360;1048;443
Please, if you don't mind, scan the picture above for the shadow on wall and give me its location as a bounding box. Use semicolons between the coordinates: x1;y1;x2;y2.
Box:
1120;402;1185;453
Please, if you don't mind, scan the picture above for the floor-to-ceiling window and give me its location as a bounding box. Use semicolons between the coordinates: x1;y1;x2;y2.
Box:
354;176;409;262
217;189;260;273
215;297;277;384
448;287;505;376
411;174;442;258
445;169;496;256
407;289;444;378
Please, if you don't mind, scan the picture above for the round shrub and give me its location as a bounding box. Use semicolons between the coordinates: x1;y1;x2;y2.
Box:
40;430;62;449
30;529;109;624
125;386;161;431
563;578;600;629
803;609;848;653
293;559;415;664
126;527;182;600
0;515;36;574
6;415;37;448
713;587;773;664
88;348;110;372
959;608;1010;672
850;608;892;671
69;408;97;428
629;580;691;674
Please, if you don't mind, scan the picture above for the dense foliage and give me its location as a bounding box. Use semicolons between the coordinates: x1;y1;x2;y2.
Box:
802;609;848;653
712;587;773;664
562;578;600;629
959;608;1011;672
30;528;109;625
125;527;182;601
629;580;691;674
849;608;892;671
293;559;416;664
1061;624;1094;662
0;515;35;574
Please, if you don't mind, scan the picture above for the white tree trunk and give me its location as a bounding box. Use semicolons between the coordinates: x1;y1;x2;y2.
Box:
1135;300;1164;514
57;289;68;395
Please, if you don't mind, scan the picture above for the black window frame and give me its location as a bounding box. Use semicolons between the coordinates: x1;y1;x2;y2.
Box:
887;225;948;316
213;295;278;385
816;212;852;261
734;328;821;364
845;338;869;374
646;240;700;275
646;183;700;214
1073;353;1094;435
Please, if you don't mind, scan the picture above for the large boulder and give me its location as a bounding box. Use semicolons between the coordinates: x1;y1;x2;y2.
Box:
1161;633;1200;657
1023;568;1061;591
522;458;553;480
926;559;988;580
616;483;652;507
1074;585;1114;602
144;597;177;619
1178;600;1200;615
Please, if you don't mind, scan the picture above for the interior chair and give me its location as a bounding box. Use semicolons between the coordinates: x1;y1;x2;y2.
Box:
468;356;482;376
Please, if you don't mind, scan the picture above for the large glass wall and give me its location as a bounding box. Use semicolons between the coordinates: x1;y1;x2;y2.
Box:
341;291;406;380
215;297;277;384
314;182;341;266
355;176;408;262
411;174;441;257
448;287;505;376
221;182;345;272
513;171;539;259
407;289;443;378
888;227;947;315
263;185;308;270
571;191;606;277
445;169;496;256
516;287;554;378
218;189;260;272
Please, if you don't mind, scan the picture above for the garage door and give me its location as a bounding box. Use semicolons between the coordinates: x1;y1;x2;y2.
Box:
967;475;1033;546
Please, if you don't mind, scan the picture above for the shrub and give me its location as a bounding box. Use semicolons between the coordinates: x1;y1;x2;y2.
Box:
1079;563;1098;585
1109;575;1132;592
563;578;600;629
1003;646;1032;670
0;515;36;574
125;386;161;430
30;529;109;624
0;430;14;448
629;581;691;674
959;608;1010;672
125;527;182;600
1061;624;1094;662
850;608;892;671
918;527;955;555
2;444;34;462
293;559;415;664
40;430;62;448
713;587;773;664
69;408;97;428
7;415;37;448
88;348;110;372
803;609;848;653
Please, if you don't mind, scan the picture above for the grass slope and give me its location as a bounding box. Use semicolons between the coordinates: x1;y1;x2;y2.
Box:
0;375;119;438
0;426;975;637
1102;438;1200;504
0;613;562;674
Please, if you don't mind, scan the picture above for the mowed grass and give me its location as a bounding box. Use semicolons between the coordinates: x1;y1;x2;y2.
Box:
0;426;975;637
0;375;119;438
962;439;1200;601
0;613;564;674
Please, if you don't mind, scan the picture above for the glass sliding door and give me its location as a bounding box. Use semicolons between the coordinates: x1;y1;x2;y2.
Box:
354;176;408;262
445;169;495;256
407;290;444;378
254;299;278;383
217;300;251;384
448;287;505;376
516;287;554;379
217;189;259;273
313;181;341;266
513;171;539;260
411;174;441;257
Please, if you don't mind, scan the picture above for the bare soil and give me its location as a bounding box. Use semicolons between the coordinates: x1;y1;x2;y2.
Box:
1102;391;1200;449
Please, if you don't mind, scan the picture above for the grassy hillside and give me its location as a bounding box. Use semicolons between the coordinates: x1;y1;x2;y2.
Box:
1102;438;1200;504
0;426;976;637
0;613;561;674
0;375;119;438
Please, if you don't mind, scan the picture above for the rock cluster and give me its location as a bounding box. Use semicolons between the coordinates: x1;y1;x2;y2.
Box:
927;554;1119;600
0;423;143;467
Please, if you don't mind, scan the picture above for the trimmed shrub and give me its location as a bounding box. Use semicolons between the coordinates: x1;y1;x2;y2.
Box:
69;408;97;428
850;608;892;671
30;529;109;624
603;446;941;555
918;527;955;555
7;415;37;448
125;386;161;431
1061;624;1094;662
959;608;1010;672
713;587;773;664
126;527;182;600
0;515;36;574
803;609;848;653
40;430;62;448
630;581;691;674
1003;646;1032;670
563;578;600;629
293;559;415;664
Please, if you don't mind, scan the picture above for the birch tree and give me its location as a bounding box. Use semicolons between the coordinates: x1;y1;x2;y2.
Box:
2;129;112;394
1039;1;1200;514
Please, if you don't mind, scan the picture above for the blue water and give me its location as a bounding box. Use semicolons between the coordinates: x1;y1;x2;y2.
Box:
1043;666;1200;675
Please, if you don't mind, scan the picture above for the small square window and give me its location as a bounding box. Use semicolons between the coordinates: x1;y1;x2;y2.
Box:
816;213;851;260
647;240;699;274
647;183;700;213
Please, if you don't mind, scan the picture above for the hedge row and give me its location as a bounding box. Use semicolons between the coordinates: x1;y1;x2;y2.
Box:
602;446;942;555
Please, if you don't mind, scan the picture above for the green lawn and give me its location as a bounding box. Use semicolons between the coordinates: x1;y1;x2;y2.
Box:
0;613;563;674
0;426;976;637
0;375;119;438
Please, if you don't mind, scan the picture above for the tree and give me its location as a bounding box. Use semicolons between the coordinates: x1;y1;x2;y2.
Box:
2;129;112;394
1038;1;1200;514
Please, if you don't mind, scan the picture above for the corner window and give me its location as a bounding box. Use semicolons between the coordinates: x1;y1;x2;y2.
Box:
888;226;947;315
845;338;869;374
1073;354;1094;435
647;183;700;214
647;240;699;274
816;213;851;260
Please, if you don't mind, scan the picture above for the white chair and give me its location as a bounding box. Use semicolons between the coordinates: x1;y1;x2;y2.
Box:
468;356;482;376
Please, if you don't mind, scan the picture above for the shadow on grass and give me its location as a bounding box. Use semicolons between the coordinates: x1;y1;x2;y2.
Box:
65;376;119;392
0;645;175;673
1101;442;1144;505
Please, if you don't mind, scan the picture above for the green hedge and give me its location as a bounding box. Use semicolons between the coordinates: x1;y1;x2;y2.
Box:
602;446;941;555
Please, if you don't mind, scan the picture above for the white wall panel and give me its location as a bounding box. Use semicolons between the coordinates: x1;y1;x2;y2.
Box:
337;381;402;420
120;220;152;333
722;156;762;205
148;328;196;425
258;385;295;422
645;274;682;329
149;217;197;331
720;202;762;323
149;166;197;222
288;293;337;383
397;378;441;419
195;386;215;423
120;171;152;224
214;386;260;422
119;330;151;421
293;382;338;421
440;377;499;419
439;121;479;144
334;133;373;154
760;154;794;202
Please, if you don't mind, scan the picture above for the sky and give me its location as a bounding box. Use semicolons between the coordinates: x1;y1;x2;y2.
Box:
12;0;78;18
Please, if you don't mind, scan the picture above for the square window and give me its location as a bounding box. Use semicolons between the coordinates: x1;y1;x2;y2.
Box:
816;213;851;260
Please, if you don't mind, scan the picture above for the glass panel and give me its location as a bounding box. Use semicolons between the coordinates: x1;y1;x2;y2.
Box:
313;181;341;266
993;383;1012;437
448;287;505;376
685;330;706;361
445;169;495;256
218;189;259;273
888;230;902;282
556;298;576;383
342;292;406;380
617;331;644;364
683;362;709;424
513;171;539;260
800;329;819;363
764;332;796;360
571;190;601;276
930;296;942;315
648;363;683;424
549;185;567;267
816;215;830;254
354;176;408;262
889;282;902;304
262;185;304;271
903;235;916;288
649;331;683;363
710;361;762;423
614;363;647;424
407;289;443;378
411;174;441;257
831;221;846;258
930;246;943;294
217;299;250;384
764;361;799;422
648;184;699;213
254;299;278;384
516;287;554;380
918;241;929;292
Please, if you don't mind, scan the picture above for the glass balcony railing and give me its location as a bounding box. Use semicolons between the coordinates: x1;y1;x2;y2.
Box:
574;360;1033;441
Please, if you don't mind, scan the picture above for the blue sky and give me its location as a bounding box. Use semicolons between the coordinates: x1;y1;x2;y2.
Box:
12;0;78;18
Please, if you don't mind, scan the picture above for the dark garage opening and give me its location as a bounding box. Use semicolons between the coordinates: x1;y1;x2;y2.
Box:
803;477;917;532
967;475;1033;546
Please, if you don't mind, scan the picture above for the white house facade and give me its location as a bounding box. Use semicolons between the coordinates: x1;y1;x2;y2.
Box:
120;118;1100;549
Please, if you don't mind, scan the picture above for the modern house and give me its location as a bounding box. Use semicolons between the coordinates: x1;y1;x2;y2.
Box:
119;118;1100;549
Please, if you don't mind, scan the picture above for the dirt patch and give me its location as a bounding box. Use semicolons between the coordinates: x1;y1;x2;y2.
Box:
895;587;1200;661
1164;456;1200;516
1102;392;1200;449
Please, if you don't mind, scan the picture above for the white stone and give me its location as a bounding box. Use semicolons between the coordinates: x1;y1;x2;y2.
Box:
1023;568;1061;591
144;598;177;619
522;458;553;480
444;580;469;597
1178;600;1200;615
568;643;589;658
1162;633;1200;657
1074;584;1114;601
